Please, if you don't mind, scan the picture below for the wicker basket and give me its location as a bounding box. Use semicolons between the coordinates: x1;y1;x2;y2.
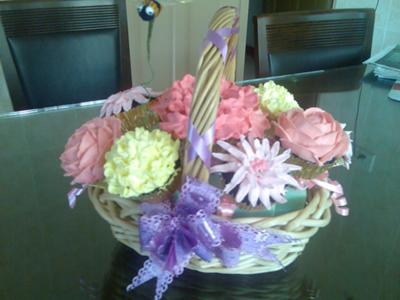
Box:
88;6;333;275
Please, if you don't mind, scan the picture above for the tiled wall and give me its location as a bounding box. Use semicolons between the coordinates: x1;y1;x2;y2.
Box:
335;0;400;54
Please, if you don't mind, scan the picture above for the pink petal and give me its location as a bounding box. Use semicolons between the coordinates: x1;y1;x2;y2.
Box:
280;138;320;163
72;166;95;185
78;146;98;170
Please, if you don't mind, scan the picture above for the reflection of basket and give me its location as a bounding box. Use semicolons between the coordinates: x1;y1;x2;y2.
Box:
102;244;320;300
88;6;332;275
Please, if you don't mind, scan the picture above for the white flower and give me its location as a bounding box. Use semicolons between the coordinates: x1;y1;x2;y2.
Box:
100;86;162;117
211;136;301;209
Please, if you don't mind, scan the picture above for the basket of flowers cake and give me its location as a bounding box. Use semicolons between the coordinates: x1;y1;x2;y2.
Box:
60;6;351;300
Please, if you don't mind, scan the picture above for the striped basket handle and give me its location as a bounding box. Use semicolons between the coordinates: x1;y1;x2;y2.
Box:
183;6;239;182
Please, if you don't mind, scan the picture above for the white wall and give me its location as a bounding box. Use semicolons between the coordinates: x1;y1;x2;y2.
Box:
127;0;248;90
0;61;13;113
335;0;400;54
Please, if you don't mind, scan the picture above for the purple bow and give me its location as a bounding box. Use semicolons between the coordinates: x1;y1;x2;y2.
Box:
127;177;291;300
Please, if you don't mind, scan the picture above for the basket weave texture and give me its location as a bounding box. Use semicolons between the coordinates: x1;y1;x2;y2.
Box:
88;6;333;274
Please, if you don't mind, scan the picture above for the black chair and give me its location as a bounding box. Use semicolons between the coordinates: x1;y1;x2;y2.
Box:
254;9;375;77
0;0;131;110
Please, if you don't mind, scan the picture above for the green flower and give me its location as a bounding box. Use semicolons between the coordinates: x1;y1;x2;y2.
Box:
254;81;299;118
104;127;179;198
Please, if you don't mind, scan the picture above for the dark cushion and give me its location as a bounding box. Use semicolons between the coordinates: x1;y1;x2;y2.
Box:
269;45;366;76
8;29;120;108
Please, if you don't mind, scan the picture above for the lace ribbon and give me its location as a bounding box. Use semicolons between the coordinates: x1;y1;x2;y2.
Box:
127;177;291;300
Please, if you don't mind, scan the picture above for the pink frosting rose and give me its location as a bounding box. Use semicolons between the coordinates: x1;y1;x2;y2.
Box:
275;108;349;165
151;74;270;140
60;117;122;185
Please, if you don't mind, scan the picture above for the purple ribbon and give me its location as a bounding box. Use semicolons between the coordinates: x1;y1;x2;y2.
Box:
127;177;291;300
187;122;215;168
67;185;86;209
202;27;239;63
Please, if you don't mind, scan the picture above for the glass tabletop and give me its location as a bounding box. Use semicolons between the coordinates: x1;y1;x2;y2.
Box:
1;65;399;300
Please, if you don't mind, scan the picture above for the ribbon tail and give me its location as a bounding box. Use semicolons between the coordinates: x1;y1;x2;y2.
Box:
67;185;86;209
312;179;349;216
332;196;349;216
127;254;187;300
126;260;158;292
154;272;174;300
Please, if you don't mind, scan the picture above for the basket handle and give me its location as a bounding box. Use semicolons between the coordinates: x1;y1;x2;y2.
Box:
183;6;239;182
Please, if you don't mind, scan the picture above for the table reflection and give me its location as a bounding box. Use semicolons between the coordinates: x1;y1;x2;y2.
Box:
101;244;320;300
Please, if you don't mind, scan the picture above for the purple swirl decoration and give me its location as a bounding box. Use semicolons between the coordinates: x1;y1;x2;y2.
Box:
127;177;291;300
187;122;215;168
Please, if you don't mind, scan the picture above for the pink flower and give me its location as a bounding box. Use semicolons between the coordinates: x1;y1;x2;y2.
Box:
100;86;162;117
275;108;350;165
151;74;270;140
211;136;301;209
152;74;194;139
60;117;122;185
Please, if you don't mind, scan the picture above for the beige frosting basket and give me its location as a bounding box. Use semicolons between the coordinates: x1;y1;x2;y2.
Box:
88;6;332;275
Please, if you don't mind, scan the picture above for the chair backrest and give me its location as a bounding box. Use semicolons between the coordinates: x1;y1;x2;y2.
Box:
254;9;375;77
0;0;131;110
